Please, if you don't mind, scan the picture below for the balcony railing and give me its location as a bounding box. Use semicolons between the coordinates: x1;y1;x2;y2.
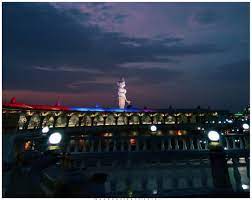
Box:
64;134;249;153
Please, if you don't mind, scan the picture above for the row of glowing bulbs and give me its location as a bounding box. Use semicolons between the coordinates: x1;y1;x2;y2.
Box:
42;123;249;145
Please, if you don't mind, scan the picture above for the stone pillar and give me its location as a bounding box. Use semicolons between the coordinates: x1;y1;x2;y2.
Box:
151;116;154;124
189;138;195;150
127;117;130;125
175;138;179;150
78;117;82;127
66;116;71;127
74;140;79;152
115;117;119;125
105;140;110;152
121;139;124;152
162;115;165;124
128;140;131;152
98;139;102;152
103;117;107;126
39;116;45;128
53;116;58;128
113;140;117;152
161;139;165;151
168;138;172;150
157;176;163;193
239;137;244;149
90;140;94;152
225;137;230;150
175;116;178;124
200;160;208;187
245;157;250;178
187;116;191;123
82;141;86;152
197;139;202;150
232;138;237;150
143;140;147;151
139;116;142;125
91;117;95;126
182;139;187;150
232;157;243;192
136;139;140;151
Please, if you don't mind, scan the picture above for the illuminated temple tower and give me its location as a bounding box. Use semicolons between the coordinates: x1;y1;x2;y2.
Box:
117;77;131;109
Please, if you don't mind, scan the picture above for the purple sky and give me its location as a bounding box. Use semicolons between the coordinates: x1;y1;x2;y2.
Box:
3;3;250;111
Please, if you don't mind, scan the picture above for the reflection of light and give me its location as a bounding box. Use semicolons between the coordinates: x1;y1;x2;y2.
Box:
224;147;227;150
208;131;220;142
130;138;136;145
42;126;49;133
242;184;249;190
153;189;157;194
177;130;182;135
226;119;233;123
150;125;157;132
104;133;112;137
197;127;201;130
243;123;249;130
24;141;32;150
218;121;221;124
132;131;138;136
48;132;62;145
212;121;215;124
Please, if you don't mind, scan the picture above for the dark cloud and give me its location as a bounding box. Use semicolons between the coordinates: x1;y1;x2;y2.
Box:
213;60;250;82
193;10;219;25
3;2;249;111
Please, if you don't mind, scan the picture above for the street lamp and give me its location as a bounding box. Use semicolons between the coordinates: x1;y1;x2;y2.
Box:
150;125;157;132
208;130;220;142
42;126;49;134
242;123;249;130
48;132;62;145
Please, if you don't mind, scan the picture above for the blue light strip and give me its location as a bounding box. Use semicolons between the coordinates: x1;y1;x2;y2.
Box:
69;107;154;112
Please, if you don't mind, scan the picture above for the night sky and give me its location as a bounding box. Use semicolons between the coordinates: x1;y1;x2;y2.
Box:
3;3;250;112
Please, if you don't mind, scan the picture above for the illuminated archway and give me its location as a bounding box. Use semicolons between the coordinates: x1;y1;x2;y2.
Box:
55;114;67;127
190;115;197;123
165;115;175;124
129;115;139;125
142;114;152;124
93;115;104;126
28;113;41;129
42;115;54;128
180;115;187;123
68;114;79;127
153;114;163;124
81;115;92;126
18;114;27;130
117;115;127;125
105;115;116;125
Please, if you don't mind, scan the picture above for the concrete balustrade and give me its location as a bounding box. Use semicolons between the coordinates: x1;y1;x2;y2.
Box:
220;135;249;150
94;160;215;196
65;135;249;154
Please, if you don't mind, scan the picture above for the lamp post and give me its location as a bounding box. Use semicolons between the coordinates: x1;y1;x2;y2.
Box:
208;130;232;192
